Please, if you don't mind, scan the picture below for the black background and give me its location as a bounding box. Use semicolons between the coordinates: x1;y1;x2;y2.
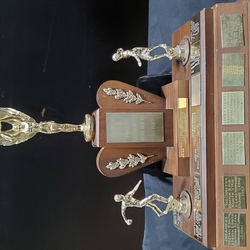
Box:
0;1;148;249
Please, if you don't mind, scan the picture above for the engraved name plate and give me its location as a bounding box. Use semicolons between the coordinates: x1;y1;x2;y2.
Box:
222;53;245;86
222;132;245;165
221;14;244;48
191;74;201;107
178;98;189;157
106;112;164;143
191;106;201;173
194;209;202;242
194;175;202;208
224;213;246;247
223;176;246;209
222;91;244;125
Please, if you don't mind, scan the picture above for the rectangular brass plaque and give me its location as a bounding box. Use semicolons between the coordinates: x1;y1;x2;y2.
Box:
106;112;164;143
191;106;201;173
223;176;246;209
178;98;189;157
194;209;202;242
222;91;244;125
194;175;202;209
224;213;246;246
191;74;201;107
221;14;244;48
222;53;245;86
222;132;245;165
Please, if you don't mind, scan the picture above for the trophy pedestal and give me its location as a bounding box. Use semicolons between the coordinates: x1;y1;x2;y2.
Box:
164;0;250;249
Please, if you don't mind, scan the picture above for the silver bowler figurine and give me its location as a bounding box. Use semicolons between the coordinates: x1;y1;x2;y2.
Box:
114;180;191;225
112;39;190;67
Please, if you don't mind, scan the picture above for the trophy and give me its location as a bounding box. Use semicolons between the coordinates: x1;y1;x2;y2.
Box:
113;0;249;249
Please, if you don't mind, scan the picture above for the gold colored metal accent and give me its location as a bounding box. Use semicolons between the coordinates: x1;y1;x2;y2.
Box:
114;180;191;225
112;40;190;67
103;87;151;104
0;107;95;146
194;209;203;242
106;112;164;143
178;98;189;157
221;14;244;48
224;213;246;246
191;106;201;173
106;153;154;170
223;176;246;209
222;132;245;165
222;91;244;125
222;53;245;86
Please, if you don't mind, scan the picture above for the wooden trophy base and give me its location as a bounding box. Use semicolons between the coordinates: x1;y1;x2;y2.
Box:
163;0;250;249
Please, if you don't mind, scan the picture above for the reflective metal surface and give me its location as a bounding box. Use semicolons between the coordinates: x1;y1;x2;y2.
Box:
112;41;190;67
106;112;164;143
221;14;244;48
106;153;154;170
222;91;244;125
0;107;94;146
103;87;151;104
222;53;245;86
222;132;245;165
224;213;246;246
223;176;246;209
178;98;189;158
114;180;192;225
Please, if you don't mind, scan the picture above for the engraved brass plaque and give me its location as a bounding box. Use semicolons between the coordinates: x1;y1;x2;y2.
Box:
194;209;202;242
222;91;244;125
178;98;189;157
191;106;201;173
222;53;245;86
194;175;202;209
106;112;164;143
223;176;246;209
221;14;244;48
191;74;201;107
222;132;245;165
224;213;246;246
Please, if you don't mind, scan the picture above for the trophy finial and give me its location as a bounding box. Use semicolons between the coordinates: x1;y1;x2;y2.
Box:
112;39;190;67
0;107;95;146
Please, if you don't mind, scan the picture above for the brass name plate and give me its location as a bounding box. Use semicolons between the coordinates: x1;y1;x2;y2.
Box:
222;53;245;86
221;14;244;48
106;112;164;143
223;176;246;209
222;91;244;125
222;132;245;165
224;213;246;247
178;98;189;157
191;106;201;173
